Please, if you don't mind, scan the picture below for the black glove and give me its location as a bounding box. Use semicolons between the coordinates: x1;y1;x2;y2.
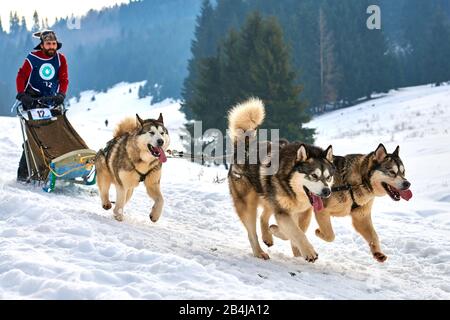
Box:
16;92;34;110
53;93;65;106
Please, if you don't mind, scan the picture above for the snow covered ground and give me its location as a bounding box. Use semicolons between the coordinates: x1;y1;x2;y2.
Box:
0;82;449;299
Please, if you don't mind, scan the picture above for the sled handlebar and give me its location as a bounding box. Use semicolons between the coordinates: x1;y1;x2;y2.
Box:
24;96;64;108
32;96;56;102
12;96;66;117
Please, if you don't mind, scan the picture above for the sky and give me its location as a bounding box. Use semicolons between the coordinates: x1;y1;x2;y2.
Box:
0;0;130;32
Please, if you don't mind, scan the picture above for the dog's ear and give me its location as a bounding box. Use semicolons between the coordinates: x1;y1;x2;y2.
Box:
324;145;333;162
279;138;289;148
297;144;308;162
136;114;144;128
375;143;387;162
157;113;164;124
393;145;400;157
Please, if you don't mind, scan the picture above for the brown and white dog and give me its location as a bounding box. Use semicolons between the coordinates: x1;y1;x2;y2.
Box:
227;98;335;262
95;114;170;222
269;144;413;262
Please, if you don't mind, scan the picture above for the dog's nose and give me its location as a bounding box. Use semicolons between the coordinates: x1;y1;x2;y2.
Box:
402;180;411;189
157;139;164;147
321;188;331;198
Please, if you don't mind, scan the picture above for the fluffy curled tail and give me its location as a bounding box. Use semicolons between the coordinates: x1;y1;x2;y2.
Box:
113;117;137;138
228;98;265;143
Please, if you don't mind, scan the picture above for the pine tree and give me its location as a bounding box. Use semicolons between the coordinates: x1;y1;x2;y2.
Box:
9;12;20;34
360;12;392;97
181;0;215;119
270;0;323;113
186;12;314;143
20;16;27;33
41;18;49;29
32;11;40;32
240;13;313;142
400;0;450;86
214;0;248;35
401;0;435;85
189;55;224;130
428;8;450;86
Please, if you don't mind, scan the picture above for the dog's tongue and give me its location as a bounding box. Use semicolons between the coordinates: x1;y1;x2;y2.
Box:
399;189;413;201
311;194;324;213
156;147;167;163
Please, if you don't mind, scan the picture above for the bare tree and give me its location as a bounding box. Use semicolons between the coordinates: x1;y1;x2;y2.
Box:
319;8;340;112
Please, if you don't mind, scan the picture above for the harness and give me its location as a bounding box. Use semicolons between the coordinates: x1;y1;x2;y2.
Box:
131;162;160;182
100;135;160;184
102;138;117;159
331;184;363;210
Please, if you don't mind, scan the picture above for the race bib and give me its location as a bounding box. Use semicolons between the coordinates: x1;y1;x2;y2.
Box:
30;108;52;120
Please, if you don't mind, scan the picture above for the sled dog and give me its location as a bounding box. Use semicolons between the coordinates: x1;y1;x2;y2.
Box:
270;144;412;262
227;98;334;262
95;113;170;222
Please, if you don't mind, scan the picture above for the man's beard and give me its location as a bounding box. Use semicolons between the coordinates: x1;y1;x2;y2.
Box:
43;48;56;57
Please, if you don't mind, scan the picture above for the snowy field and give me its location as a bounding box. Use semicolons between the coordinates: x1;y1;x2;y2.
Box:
0;82;449;299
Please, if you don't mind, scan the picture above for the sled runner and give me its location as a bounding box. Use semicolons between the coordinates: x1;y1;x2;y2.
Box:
12;97;96;192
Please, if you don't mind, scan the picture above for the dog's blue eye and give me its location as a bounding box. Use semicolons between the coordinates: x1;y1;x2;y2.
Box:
389;170;396;176
311;174;319;179
150;132;155;136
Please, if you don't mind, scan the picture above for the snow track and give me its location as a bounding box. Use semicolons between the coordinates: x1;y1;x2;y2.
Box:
1;83;449;299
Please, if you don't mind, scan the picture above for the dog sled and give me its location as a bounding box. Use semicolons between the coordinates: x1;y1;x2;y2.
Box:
12;96;97;192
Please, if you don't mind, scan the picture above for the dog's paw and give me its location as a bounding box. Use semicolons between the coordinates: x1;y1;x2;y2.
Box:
263;239;273;247
113;208;124;221
304;252;318;263
373;252;388;263
102;202;112;210
262;233;274;247
315;228;335;242
149;204;163;223
149;213;159;223
254;251;270;260
300;245;318;263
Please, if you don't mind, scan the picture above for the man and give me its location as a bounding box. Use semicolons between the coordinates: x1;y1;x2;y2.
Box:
15;30;69;182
